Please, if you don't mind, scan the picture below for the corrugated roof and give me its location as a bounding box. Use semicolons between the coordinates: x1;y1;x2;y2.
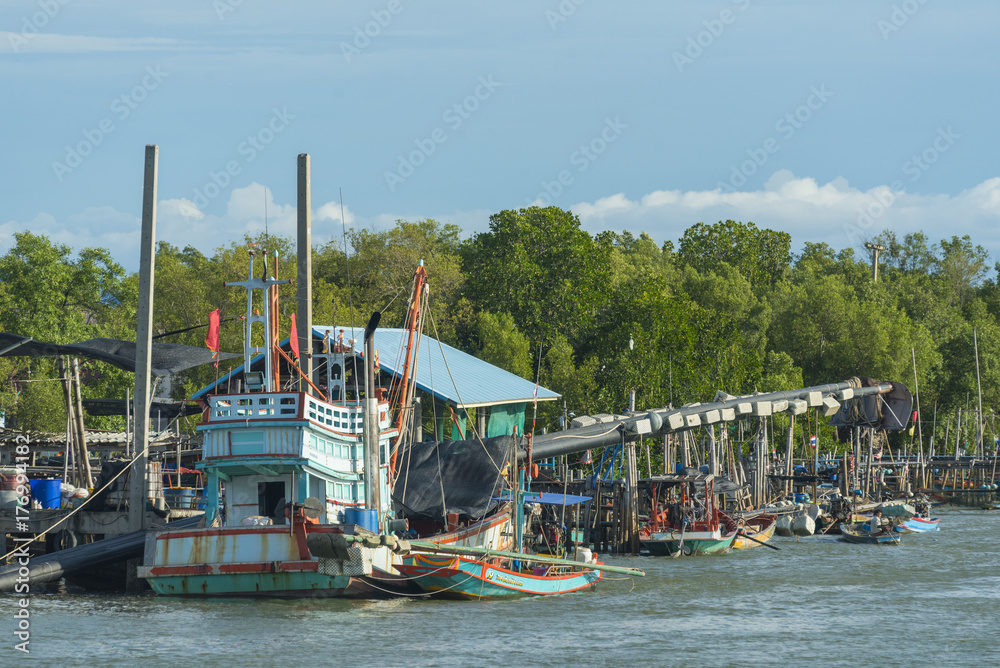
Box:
191;326;561;409
314;325;560;409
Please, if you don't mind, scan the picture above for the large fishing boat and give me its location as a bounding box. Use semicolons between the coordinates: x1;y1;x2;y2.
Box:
138;251;509;597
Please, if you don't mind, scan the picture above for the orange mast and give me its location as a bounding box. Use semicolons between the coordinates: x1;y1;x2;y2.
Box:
389;261;428;476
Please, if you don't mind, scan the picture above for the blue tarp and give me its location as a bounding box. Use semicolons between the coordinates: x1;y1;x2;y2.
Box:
494;492;592;505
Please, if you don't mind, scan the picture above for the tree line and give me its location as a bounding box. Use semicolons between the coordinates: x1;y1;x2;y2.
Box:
1;208;996;454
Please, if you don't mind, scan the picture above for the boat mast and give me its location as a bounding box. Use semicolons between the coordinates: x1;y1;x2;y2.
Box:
226;248;289;392
389;261;428;474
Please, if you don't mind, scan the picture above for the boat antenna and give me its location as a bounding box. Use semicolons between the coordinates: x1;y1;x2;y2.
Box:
340;187;355;331
341;187;359;401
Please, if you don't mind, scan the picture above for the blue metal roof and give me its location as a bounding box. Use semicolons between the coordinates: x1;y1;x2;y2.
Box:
192;326;561;409
315;325;560;409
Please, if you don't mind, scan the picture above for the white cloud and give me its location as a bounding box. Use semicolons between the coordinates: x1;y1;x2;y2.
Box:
1;32;186;54
569;171;1000;254
5;173;1000;272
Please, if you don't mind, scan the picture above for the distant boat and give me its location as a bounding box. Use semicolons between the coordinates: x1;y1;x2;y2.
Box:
396;553;602;600
730;513;777;550
639;474;739;556
894;517;940;533
840;523;901;545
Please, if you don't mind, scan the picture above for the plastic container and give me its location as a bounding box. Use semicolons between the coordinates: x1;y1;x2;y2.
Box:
164;487;196;509
575;547;593;563
0;468;19;491
29;478;62;509
344;507;379;533
0;490;19;509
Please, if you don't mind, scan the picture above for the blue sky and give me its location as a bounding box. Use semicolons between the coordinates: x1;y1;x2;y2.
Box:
2;1;998;271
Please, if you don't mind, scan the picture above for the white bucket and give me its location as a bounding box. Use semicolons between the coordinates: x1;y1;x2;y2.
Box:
575;547;593;563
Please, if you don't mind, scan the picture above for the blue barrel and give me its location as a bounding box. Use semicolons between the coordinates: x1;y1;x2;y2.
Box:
29;478;61;509
345;507;379;533
164;487;196;509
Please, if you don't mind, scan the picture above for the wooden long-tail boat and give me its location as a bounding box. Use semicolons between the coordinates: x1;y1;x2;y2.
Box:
731;513;777;550
840;522;901;544
396;553;602;600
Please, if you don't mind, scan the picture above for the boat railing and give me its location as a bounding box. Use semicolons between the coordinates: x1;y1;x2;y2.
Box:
206;392;391;434
207;393;302;421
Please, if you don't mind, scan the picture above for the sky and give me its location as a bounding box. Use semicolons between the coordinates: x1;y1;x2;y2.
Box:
2;0;999;272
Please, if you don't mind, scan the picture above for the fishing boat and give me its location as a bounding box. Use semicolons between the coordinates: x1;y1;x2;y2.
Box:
894;516;940;533
396;552;603;600
639;474;739;556
840;523;901;545
138;252;510;597
730;513;777;550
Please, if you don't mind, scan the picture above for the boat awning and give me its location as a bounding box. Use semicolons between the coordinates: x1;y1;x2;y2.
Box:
494;492;592;505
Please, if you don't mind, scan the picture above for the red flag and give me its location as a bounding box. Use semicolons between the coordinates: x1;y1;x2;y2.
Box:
290;314;300;360
205;309;221;367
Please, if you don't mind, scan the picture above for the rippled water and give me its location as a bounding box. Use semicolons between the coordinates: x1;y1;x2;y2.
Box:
3;508;999;667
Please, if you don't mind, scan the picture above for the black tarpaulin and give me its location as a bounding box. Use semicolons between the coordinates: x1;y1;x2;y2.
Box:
0;334;240;376
393;435;513;521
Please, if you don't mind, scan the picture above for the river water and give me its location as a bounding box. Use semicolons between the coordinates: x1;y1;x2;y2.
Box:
3;508;999;667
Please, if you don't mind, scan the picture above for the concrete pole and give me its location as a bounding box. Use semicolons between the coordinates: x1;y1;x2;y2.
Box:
296;154;313;390
130;144;157;533
784;415;795;496
708;425;718;477
363;313;381;525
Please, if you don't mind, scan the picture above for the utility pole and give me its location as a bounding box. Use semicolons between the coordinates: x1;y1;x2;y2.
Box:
131;144;157;534
864;242;887;282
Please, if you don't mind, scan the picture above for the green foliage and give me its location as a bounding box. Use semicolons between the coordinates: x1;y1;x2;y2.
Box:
471;312;532;380
678;220;791;291
461;207;612;346
6;209;1000;448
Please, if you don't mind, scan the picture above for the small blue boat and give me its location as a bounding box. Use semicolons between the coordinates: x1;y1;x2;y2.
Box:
894;517;940;533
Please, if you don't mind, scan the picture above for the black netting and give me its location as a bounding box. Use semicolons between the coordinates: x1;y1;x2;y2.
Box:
393;435;513;521
0;334;239;376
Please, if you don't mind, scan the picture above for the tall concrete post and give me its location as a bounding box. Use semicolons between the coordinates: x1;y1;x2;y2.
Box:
296;154;313;389
130;144;157;533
